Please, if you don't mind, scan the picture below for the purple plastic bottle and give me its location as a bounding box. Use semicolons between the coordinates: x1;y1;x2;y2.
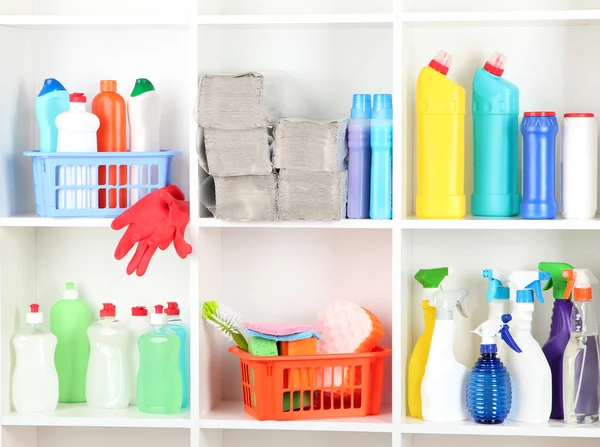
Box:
347;94;372;218
539;261;574;420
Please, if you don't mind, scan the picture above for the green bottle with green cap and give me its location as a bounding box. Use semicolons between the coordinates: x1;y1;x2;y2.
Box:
538;261;574;420
50;282;91;402
407;267;449;418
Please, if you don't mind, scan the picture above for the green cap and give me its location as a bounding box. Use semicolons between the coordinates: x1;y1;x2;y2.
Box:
66;282;75;290
539;262;574;299
415;268;449;288
130;78;155;97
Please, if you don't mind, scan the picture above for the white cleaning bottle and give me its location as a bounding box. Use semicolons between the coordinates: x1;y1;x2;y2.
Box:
86;303;130;409
421;288;470;422
12;304;59;413
56;93;100;210
129;306;151;406
505;271;552;423
128;78;160;204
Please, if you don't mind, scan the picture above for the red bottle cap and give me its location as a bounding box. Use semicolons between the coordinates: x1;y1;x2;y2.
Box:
30;304;40;313
155;304;164;314
100;303;116;317
524;112;556;117
131;306;148;316
428;49;453;76
70;93;86;103
165;302;180;316
483;52;506;77
564;113;595;118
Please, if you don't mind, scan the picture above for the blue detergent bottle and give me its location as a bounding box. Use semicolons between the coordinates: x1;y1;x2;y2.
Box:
472;52;520;217
36;78;70;152
521;111;559;219
165;302;189;410
467;314;521;424
370;94;393;220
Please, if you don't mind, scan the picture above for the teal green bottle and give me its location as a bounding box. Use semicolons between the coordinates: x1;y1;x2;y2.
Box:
472;52;520;217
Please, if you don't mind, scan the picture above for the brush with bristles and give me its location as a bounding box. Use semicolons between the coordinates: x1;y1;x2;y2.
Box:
202;301;248;352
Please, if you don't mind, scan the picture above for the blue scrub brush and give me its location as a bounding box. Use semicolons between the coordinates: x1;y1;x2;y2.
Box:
202;301;248;352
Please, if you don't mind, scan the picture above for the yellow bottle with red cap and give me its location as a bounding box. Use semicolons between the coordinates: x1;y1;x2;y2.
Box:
416;50;466;218
562;269;600;424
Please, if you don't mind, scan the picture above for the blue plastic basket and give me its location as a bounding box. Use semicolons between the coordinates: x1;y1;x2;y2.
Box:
23;151;179;218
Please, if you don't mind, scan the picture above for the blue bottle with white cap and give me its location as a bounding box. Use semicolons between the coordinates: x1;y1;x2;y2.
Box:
36;78;70;152
370;94;393;219
347;94;372;219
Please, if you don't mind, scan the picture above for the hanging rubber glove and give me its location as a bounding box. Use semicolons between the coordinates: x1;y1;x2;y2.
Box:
148;189;192;259
111;185;189;276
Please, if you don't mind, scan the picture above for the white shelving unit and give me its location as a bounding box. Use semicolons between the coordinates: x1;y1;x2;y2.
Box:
2;1;600;447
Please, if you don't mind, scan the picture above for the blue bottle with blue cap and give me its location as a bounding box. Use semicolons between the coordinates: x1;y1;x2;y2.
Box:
370;94;392;220
468;314;521;424
36;78;70;152
347;94;372;219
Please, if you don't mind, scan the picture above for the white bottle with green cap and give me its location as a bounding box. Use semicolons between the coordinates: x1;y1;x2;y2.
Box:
128;78;161;204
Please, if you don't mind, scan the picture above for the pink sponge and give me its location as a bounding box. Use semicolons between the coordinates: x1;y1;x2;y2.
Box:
243;322;322;336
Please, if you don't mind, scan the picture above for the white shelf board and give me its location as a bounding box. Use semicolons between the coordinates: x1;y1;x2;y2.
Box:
402;416;600;437
199;401;392;432
2;404;191;428
401;215;600;230
0;213;113;228
197;13;393;26
194;217;394;229
403;9;600;26
0;15;187;29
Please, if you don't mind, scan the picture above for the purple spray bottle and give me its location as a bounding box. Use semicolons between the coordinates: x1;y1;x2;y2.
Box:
539;261;574;420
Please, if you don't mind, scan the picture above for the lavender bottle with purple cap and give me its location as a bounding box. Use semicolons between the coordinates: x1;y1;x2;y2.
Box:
347;94;372;218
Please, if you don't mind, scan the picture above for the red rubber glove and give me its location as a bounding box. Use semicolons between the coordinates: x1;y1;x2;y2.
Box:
111;185;188;276
148;189;192;259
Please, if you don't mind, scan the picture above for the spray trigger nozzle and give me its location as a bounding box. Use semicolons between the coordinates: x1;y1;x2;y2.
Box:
483;269;510;302
430;288;469;320
509;271;550;304
473;314;521;354
563;269;599;301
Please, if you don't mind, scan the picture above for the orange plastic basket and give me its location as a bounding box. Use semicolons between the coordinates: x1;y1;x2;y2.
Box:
229;346;391;421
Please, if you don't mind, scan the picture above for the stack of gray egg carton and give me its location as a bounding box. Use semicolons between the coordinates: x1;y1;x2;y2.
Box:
274;119;349;221
197;73;280;221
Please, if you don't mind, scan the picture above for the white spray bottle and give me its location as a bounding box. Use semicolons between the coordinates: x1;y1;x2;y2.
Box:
421;288;470;421
505;270;552;423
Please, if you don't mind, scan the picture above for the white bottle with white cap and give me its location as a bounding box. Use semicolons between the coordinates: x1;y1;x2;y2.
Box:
561;113;598;219
11;304;59;413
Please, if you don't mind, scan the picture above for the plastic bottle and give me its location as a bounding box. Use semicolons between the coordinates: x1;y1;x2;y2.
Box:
370;94;392;220
92;80;127;210
56;93;100;210
539;261;575;420
421;288;469;421
12;304;58;413
467;314;521;424
416;50;466;219
504;288;552;423
86;303;130;409
483;269;512;361
347;94;372;219
562;269;600;424
51;282;91;403
129;306;151;406
521;111;559;219
128;78;161;205
165;301;189;409
472;52;520;217
36;78;70;152
407;267;449;418
561;113;598;219
138;305;182;414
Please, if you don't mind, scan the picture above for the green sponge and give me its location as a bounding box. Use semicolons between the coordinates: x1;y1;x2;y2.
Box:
249;336;278;356
283;391;311;412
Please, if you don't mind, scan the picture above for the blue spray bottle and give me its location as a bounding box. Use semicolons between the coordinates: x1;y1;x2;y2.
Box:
370;94;392;220
36;78;70;152
467;314;521;424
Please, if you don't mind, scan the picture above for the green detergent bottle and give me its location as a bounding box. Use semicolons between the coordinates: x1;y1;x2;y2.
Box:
138;305;182;414
50;282;92;403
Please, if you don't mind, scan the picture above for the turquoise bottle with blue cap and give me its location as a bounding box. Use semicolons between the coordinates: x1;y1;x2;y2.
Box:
467;314;521;424
504;271;552;423
370;94;392;220
36;78;70;152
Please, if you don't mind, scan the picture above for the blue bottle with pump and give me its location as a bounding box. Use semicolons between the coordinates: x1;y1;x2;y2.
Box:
370;94;392;220
521;111;559;219
467;314;522;424
472;52;520;217
36;78;70;153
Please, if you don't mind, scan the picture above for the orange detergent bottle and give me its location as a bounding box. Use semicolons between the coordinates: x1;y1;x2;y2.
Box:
92;80;127;209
